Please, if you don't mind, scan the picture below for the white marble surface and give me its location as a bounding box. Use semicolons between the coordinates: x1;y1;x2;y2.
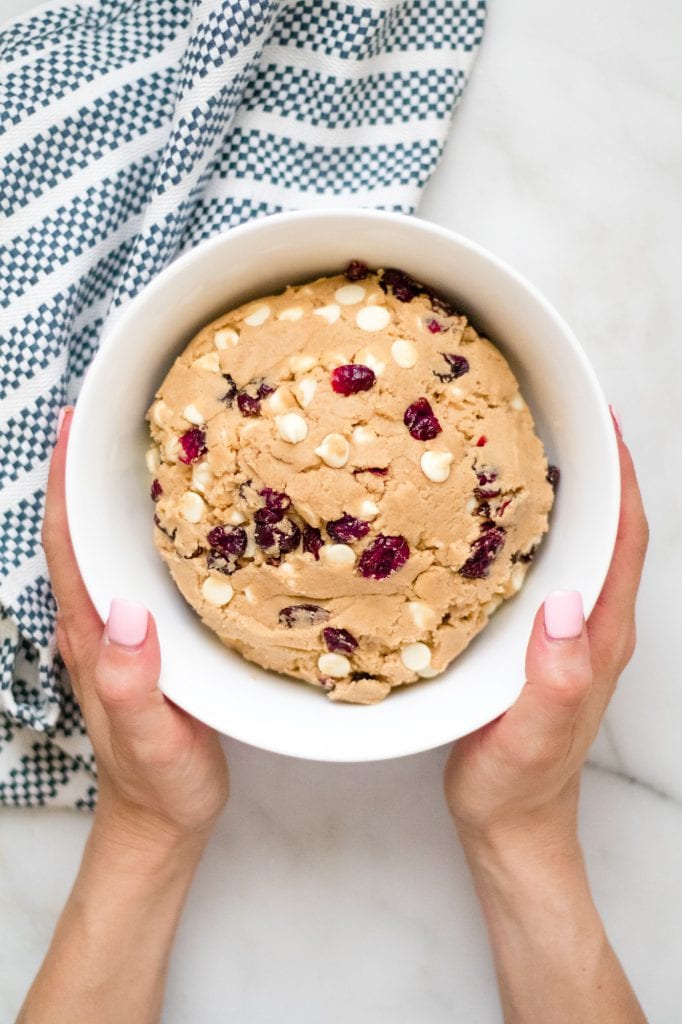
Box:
2;0;682;1020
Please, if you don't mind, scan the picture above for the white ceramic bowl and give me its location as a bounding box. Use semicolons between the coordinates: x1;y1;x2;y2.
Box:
66;210;619;762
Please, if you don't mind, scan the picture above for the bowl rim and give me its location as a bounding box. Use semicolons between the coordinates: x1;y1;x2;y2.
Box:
67;208;620;761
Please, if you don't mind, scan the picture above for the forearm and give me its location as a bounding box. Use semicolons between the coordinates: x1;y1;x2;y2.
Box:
17;813;207;1024
461;829;647;1024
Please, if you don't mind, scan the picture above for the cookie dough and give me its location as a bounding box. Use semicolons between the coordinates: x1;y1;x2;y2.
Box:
146;263;556;704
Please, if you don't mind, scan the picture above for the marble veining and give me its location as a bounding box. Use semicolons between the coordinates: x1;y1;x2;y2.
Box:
2;0;681;1020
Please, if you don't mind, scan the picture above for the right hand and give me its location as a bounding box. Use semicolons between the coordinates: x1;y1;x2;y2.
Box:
444;415;648;851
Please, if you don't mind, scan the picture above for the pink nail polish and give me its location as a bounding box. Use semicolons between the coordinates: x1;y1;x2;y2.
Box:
56;407;67;439
609;404;623;438
107;599;149;648
544;590;583;640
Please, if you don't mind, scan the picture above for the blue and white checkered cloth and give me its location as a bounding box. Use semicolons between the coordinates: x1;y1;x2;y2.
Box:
0;0;486;807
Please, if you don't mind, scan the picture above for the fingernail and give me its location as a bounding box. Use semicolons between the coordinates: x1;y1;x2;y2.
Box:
56;407;67;439
609;404;623;438
544;590;584;640
107;599;149;648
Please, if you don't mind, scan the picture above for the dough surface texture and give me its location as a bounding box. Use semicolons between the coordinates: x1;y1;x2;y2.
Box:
147;265;555;704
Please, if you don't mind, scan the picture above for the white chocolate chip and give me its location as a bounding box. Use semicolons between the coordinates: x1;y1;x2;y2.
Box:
335;283;366;305
320;544;356;568
407;601;438;631
510;564;526;592
228;509;247;525
191;461;213;494
354;348;385;376
243;529;256;558
420;450;454;483
318;652;351;678
417;665;440;679
466;496;478;514
400;642;432;673
201;576;234;607
164;437;180;462
145;446;161;473
278;306;304;322
244;304;271;327
352;425;377;445
365;291;382;305
391;338;418;368
358;499;379;520
264;387;297;416
183;403;204;425
180;491;205;523
314;432;350;468
356;305;391;332
447;384;464;401
194;352;220;373
214;327;239;349
289;353;317;373
485;595;503;616
292;377;317;409
314;304;341;325
275;412;308;443
510;394;525;411
152;400;172;427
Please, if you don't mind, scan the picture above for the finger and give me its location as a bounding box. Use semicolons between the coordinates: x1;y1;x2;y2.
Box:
495;593;592;768
94;601;194;765
42;407;102;653
587;415;648;679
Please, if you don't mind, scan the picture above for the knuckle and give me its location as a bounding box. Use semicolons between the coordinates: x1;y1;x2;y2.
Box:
94;661;134;710
547;664;593;708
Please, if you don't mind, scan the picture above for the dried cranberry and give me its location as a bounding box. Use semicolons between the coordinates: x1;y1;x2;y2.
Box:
255;506;284;526
427;319;444;334
256;380;275;399
150;479;163;502
323;627;358;654
254;517;301;559
476;435;487;447
344;260;369;281
207;525;247;557
459;524;506;579
206;525;247;575
221;374;239;406
497;498;512;517
178;428;207;464
153;513;176;541
474;468;501;499
357;534;410;579
279;604;330;628
379;267;420;303
260;488;291;512
331;364;376;396
435;352;469;381
352;466;388;476
237;393;261;417
302;524;324;560
327;514;370;544
404;397;442;441
475;501;491;518
547;465;560;491
422;286;456;317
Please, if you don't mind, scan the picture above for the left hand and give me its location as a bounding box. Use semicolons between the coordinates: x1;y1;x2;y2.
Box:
42;407;229;850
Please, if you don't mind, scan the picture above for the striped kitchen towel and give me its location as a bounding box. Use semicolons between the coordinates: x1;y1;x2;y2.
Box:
0;0;486;808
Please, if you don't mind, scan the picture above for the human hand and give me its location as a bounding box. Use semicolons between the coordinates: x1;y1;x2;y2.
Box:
444;415;648;854
42;407;229;852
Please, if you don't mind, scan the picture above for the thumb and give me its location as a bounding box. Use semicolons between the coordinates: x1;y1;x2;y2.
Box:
94;599;187;755
502;591;592;756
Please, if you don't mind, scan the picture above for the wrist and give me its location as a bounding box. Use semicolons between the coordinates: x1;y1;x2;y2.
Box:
90;800;211;881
